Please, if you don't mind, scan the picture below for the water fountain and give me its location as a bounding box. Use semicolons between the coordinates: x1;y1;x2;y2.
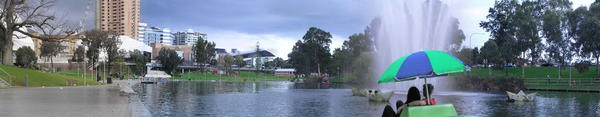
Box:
372;0;456;90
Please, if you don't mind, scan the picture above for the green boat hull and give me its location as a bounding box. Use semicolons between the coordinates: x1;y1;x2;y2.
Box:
399;104;475;117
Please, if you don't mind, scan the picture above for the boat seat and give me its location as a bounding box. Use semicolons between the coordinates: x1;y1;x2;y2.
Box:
400;104;458;117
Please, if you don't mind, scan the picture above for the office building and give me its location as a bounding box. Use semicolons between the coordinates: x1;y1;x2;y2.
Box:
95;0;140;39
138;22;173;45
173;29;207;46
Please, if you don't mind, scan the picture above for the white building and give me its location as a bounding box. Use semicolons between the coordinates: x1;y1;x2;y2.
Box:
138;22;173;45
173;29;207;46
232;49;276;69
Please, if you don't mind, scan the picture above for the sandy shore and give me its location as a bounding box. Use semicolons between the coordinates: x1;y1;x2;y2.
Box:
0;80;150;117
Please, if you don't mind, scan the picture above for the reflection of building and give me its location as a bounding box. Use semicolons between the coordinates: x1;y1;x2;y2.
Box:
95;0;140;39
232;49;275;68
173;29;206;46
274;68;295;77
138;22;173;45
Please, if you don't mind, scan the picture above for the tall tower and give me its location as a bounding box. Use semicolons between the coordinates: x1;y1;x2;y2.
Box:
95;0;140;40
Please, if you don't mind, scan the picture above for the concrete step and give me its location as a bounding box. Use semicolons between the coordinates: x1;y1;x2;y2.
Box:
0;77;10;88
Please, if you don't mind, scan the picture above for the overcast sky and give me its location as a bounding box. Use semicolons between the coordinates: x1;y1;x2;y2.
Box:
53;0;595;59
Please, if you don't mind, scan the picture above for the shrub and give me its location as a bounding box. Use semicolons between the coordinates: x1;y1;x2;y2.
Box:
575;61;590;73
15;46;37;69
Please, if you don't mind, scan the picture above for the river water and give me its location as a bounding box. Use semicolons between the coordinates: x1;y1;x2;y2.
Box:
133;81;600;117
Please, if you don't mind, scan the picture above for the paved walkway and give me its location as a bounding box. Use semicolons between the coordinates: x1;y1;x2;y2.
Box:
0;80;148;117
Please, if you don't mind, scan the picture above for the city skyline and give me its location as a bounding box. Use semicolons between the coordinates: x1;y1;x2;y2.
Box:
52;0;595;59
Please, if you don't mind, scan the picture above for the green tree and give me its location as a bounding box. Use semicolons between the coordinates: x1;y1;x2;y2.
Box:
330;24;376;84
82;30;108;74
471;47;482;65
543;10;568;78
156;48;183;75
209;59;218;67
570;2;600;79
192;36;215;72
288;27;332;75
515;1;543;66
233;55;246;75
15;46;37;69
40;41;63;72
71;45;85;62
272;57;285;68
480;40;502;67
480;0;520;66
104;35;122;75
455;48;474;66
218;54;234;76
128;50;147;76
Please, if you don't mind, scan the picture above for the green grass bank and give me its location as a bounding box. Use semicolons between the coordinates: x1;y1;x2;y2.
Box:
0;65;100;87
458;67;600;91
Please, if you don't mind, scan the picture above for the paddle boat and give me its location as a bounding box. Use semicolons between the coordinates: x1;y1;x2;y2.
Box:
366;89;393;102
506;90;537;102
351;88;368;96
397;104;476;117
378;50;474;117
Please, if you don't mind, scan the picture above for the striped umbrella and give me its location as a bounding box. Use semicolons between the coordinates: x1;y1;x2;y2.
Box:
377;50;469;105
378;50;469;83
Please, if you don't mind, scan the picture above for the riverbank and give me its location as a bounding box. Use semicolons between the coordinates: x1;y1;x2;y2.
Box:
0;65;100;87
0;80;150;117
450;74;525;92
463;67;600;92
173;71;291;81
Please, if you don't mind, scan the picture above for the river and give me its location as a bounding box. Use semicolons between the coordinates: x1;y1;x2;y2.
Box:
133;81;600;117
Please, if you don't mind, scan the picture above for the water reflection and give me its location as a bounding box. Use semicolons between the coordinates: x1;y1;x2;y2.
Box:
133;81;600;117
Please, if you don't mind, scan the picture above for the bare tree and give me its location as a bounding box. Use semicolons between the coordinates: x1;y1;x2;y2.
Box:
39;40;61;72
81;29;120;81
0;0;75;65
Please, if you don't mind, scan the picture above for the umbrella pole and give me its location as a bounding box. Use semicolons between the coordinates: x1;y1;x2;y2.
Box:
423;77;430;105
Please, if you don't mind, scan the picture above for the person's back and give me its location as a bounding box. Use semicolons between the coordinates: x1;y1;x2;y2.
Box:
406;86;422;104
396;86;421;116
381;105;396;117
422;84;436;105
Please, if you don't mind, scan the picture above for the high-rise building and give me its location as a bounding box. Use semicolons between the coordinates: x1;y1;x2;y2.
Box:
138;22;173;45
95;0;140;39
173;29;207;46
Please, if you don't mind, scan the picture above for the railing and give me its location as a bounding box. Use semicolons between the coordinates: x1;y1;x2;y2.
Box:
0;67;14;87
524;78;600;90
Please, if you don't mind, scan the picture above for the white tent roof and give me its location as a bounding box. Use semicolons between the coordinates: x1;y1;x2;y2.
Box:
275;68;295;72
12;27;34;51
144;70;172;78
118;35;151;53
98;35;152;61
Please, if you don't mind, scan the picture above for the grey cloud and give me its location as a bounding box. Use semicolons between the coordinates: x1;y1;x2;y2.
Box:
141;0;376;36
45;0;376;37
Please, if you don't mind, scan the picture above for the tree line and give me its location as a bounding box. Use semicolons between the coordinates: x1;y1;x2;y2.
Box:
289;14;467;84
467;0;600;79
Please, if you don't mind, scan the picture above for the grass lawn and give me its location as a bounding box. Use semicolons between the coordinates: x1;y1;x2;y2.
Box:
172;71;292;81
464;67;600;90
526;84;600;90
0;65;100;87
466;67;600;79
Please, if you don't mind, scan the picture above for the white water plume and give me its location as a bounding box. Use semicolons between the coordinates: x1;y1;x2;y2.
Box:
372;0;457;90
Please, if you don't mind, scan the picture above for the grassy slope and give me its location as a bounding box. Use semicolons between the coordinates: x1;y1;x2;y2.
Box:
466;67;599;79
465;67;600;90
0;65;99;87
173;71;291;81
